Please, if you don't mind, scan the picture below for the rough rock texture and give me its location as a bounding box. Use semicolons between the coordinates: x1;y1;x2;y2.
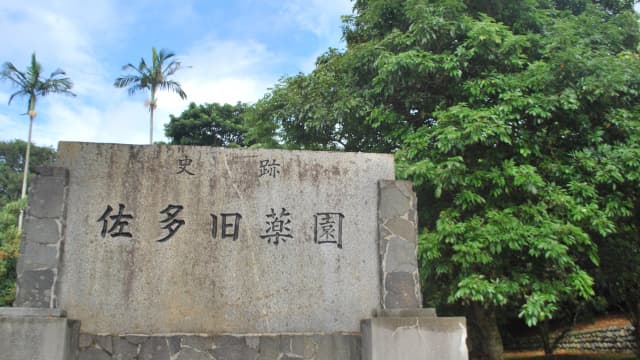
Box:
0;308;79;360
505;325;637;354
53;143;395;334
76;333;361;360
15;167;68;308
361;316;468;360
378;180;421;309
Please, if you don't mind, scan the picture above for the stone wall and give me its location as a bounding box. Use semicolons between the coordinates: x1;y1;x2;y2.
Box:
7;143;469;360
76;333;360;360
15;167;68;308
505;325;637;354
53;143;394;335
0;308;79;360
378;180;422;310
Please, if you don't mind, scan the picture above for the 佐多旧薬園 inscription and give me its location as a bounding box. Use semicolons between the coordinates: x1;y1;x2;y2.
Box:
97;204;344;248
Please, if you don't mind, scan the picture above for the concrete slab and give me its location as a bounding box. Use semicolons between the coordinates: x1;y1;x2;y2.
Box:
362;316;468;360
0;311;79;360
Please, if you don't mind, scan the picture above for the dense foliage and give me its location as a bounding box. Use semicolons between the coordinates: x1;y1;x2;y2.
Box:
0;140;56;306
0;140;57;207
247;1;640;358
0;199;24;306
165;102;248;146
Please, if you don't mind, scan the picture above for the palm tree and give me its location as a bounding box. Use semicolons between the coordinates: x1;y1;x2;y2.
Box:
114;47;187;144
1;52;75;231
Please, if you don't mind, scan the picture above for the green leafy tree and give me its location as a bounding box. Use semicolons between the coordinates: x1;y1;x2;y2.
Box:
165;102;248;146
0;140;56;207
246;50;398;152
1;53;74;230
0;199;25;306
251;1;640;358
114;47;187;144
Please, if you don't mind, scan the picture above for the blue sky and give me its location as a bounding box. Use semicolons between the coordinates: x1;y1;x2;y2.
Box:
0;0;352;147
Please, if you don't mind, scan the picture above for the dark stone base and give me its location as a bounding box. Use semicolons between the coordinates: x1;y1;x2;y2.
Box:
77;333;361;360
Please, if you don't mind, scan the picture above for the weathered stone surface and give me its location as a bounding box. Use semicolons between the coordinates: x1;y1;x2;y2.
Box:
113;337;138;359
182;336;214;350
167;336;182;355
78;333;94;348
313;335;361;360
55;142;394;334
96;335;114;353
19;242;58;269
139;337;169;360
68;334;364;360
210;344;259;360
385;272;420;309
125;335;149;345
385;237;418;273
176;348;214;360
257;336;282;359
379;185;409;220
378;180;421;310
384;217;416;243
213;335;245;347
79;348;111;360
23;218;60;244
378;308;436;318
14;269;54;307
28;175;66;219
361;317;468;360
0;316;79;360
0;307;65;317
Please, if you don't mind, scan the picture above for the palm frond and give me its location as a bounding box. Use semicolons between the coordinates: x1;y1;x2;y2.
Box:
114;75;142;89
39;78;75;97
7;90;27;105
1;62;29;89
159;80;187;100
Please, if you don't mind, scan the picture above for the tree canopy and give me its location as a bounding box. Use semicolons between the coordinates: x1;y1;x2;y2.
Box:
0;140;56;207
248;1;640;358
165;102;248;146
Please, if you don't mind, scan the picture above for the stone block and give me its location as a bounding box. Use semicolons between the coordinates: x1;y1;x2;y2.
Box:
0;312;79;360
182;335;213;350
0;307;65;317
23;217;60;244
27;172;67;219
19;242;58;270
384;217;417;243
379;182;410;219
210;344;259;360
55;142;395;334
14;269;54;307
361;316;468;360
176;348;213;360
378;308;437;318
139;337;169;360
385;272;421;309
79;348;111;360
113;337;139;359
385;237;418;273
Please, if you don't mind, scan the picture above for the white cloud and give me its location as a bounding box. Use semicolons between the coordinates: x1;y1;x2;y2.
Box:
0;0;351;147
153;38;283;142
278;0;351;39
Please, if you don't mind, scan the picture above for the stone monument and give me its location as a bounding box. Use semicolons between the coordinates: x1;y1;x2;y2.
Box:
1;142;468;359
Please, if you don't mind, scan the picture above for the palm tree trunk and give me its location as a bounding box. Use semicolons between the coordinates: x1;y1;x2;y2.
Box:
149;108;153;144
149;89;155;145
17;113;34;231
